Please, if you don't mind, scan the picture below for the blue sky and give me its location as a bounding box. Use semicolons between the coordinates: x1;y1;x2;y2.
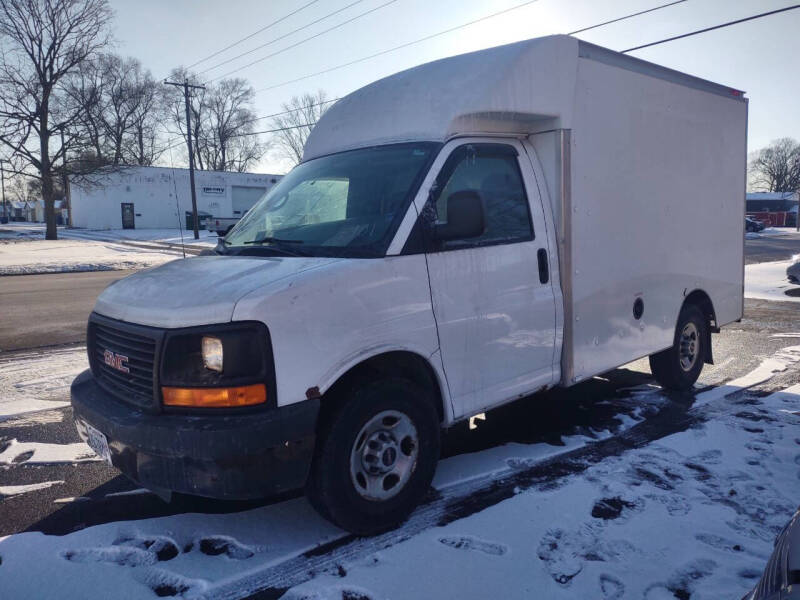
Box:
109;0;800;173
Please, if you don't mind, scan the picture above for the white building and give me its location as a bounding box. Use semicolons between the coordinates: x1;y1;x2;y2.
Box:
70;166;281;230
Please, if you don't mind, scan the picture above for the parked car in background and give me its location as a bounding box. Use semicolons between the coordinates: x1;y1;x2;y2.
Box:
742;508;800;600
203;215;241;236
746;216;766;232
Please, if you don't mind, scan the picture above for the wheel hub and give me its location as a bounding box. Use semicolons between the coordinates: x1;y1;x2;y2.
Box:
679;322;699;372
350;410;419;501
361;430;399;475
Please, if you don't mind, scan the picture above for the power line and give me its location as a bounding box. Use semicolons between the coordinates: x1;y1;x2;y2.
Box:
255;0;542;92
210;0;400;82
256;0;539;92
185;0;321;70
237;97;339;128
622;3;800;52
199;0;367;75
568;0;688;35
167;2;800;150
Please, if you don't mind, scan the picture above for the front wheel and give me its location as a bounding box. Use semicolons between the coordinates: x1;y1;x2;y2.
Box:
306;378;440;535
649;304;707;391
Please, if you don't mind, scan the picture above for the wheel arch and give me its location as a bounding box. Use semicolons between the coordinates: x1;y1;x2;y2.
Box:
318;350;448;427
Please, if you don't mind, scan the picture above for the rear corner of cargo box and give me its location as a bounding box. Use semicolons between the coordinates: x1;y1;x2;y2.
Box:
558;49;747;386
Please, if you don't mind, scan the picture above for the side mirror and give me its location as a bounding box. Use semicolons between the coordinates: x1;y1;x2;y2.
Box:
433;190;486;242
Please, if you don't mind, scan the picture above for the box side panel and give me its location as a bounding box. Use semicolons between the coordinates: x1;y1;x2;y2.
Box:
567;57;747;383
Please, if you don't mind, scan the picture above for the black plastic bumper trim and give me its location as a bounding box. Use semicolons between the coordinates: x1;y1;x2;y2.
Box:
70;370;319;500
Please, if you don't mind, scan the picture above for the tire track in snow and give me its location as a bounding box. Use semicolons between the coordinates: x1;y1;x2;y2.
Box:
205;348;800;600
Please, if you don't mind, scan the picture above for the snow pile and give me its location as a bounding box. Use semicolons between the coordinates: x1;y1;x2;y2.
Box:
0;480;64;498
0;346;86;419
0;439;101;465
694;344;800;405
0;239;182;275
62;227;217;248
745;259;800;303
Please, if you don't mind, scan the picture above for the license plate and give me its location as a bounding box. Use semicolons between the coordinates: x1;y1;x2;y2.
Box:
79;419;112;465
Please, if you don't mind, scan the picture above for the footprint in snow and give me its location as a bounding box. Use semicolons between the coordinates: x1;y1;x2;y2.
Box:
438;535;508;556
137;568;207;598
599;574;625;599
63;535;180;567
197;535;255;559
644;558;717;600
590;497;638;520
538;527;636;586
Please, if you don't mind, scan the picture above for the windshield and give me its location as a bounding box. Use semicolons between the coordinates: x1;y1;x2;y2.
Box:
222;142;439;258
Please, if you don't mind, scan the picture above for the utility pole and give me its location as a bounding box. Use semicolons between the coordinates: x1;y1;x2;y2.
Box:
58;127;72;227
164;79;205;239
0;160;7;224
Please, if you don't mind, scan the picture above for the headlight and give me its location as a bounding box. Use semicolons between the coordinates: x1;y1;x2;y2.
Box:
160;322;274;409
202;336;223;372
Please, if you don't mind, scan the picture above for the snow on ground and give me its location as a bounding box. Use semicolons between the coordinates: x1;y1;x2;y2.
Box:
748;226;800;238
0;439;100;465
62;227;218;248
0;480;64;498
284;384;800;600
0;346;86;419
745;258;800;303
694;344;800;405
1;222;217;246
0;348;798;598
0;239;184;275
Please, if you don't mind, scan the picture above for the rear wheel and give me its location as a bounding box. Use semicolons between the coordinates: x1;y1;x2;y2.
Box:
649;304;707;391
306;378;440;535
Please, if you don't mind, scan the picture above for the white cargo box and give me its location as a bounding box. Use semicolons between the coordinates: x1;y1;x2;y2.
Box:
306;35;747;386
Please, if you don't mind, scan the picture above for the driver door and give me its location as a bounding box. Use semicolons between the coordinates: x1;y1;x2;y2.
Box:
422;139;557;418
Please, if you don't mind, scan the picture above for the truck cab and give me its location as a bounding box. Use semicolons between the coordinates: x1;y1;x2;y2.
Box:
71;35;746;535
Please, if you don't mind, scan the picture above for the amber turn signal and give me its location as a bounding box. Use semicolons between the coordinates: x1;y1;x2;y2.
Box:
162;384;266;407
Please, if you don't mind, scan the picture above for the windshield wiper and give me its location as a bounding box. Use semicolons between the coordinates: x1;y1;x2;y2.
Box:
237;236;308;257
243;236;304;245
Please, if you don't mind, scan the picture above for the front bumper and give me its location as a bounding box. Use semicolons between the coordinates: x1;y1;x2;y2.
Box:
70;370;319;500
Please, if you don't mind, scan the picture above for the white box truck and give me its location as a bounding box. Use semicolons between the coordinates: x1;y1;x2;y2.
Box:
71;35;747;534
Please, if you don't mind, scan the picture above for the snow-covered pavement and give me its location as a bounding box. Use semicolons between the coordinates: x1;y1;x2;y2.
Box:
1;334;800;598
0;223;217;275
0;239;186;275
745;258;800;303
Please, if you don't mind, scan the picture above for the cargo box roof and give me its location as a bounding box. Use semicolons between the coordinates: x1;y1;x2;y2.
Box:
303;34;744;162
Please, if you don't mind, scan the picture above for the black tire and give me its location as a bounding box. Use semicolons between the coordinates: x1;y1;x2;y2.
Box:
649;304;707;391
306;377;440;535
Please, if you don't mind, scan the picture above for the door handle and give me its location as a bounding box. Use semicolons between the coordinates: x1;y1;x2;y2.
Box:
537;248;549;284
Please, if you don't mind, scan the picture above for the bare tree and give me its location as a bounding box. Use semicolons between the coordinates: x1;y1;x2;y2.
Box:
165;72;266;172
749;138;800;193
270;90;331;167
125;69;166;166
64;54;166;167
201;78;265;172
0;0;113;239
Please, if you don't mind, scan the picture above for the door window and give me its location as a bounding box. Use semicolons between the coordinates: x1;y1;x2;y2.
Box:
428;144;533;250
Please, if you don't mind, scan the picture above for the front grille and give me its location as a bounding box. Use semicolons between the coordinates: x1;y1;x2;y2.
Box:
89;317;160;410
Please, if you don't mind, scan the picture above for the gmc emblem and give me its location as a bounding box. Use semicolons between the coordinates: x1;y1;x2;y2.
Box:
103;349;130;373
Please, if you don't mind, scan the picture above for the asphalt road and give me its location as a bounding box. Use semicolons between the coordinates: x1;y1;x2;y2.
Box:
744;231;800;264
0;233;797;353
0;270;133;351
